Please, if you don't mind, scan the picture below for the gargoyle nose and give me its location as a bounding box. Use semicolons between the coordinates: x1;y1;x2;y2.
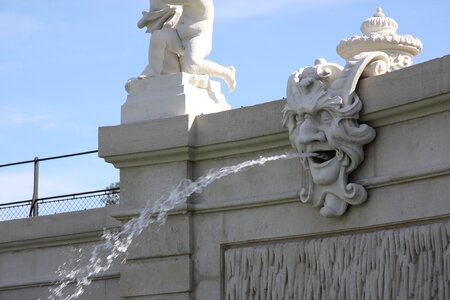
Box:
298;118;326;143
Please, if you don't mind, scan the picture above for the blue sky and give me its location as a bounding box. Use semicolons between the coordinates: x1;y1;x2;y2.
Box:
0;0;449;203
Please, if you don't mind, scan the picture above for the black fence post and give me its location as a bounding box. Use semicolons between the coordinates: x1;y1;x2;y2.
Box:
29;157;39;217
0;150;104;220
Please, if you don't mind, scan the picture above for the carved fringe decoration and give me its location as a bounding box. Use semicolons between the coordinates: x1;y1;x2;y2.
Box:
224;222;450;300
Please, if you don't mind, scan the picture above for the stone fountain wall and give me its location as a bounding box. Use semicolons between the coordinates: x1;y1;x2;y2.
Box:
0;55;449;299
0;207;121;299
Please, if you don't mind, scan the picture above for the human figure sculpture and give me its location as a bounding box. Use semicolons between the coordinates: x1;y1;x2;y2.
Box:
138;0;184;77
139;0;236;92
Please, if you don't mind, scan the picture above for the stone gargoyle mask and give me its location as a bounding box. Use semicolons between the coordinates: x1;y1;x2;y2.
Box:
283;52;389;217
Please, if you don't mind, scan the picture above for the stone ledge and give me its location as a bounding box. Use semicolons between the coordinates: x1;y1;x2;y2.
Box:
0;207;120;248
102;133;291;168
110;161;450;219
361;93;450;127
0;230;104;253
99;56;450;166
359;55;450;117
99;114;192;158
0;273;119;292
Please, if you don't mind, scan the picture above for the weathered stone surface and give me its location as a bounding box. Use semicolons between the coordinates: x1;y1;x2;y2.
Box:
126;214;192;260
224;222;450;300
120;255;191;297
0;208;121;299
0;278;120;300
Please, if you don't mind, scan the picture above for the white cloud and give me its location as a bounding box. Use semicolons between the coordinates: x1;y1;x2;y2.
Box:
214;0;354;20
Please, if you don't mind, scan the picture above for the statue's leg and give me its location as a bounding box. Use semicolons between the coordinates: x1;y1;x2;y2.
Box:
182;36;236;92
141;30;168;77
166;28;184;56
160;28;183;74
162;51;181;74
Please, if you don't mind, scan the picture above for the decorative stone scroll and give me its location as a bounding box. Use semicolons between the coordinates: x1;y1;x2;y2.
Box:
283;8;422;217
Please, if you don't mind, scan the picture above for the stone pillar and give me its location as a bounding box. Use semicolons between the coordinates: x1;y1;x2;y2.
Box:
99;73;231;299
99;115;194;299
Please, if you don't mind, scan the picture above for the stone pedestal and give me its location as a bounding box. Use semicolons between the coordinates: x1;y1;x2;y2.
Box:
99;115;194;299
122;72;231;124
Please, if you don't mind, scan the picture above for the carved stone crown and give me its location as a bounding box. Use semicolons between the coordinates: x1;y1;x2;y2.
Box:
337;8;423;71
360;7;398;35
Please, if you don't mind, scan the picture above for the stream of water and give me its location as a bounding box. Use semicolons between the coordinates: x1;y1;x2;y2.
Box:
48;152;312;300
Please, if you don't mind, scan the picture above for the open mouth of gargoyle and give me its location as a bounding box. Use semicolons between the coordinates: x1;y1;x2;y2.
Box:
310;150;336;165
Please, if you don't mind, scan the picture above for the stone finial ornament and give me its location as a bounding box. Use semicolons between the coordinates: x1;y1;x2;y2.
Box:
337;7;423;71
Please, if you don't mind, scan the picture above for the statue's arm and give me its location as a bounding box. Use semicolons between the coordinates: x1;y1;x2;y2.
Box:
160;0;191;5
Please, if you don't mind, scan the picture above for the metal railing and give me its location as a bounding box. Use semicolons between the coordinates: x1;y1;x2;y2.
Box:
0;188;120;221
0;150;119;221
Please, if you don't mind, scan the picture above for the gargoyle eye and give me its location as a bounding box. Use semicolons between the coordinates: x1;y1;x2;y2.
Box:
318;110;332;122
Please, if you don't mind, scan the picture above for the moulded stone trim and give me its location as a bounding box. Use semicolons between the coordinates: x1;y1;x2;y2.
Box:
101;89;450;167
0;207;121;252
191;133;290;161
359;161;450;189
0;274;119;293
110;204;191;222
361;93;450;127
104;146;193;168
103;134;291;168
111;161;450;219
0;230;105;253
99;56;449;167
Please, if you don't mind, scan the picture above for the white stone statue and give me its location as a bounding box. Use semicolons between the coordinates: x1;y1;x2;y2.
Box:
137;0;236;92
138;0;184;77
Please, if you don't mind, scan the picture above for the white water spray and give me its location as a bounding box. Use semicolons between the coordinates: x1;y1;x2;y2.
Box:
49;152;312;299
